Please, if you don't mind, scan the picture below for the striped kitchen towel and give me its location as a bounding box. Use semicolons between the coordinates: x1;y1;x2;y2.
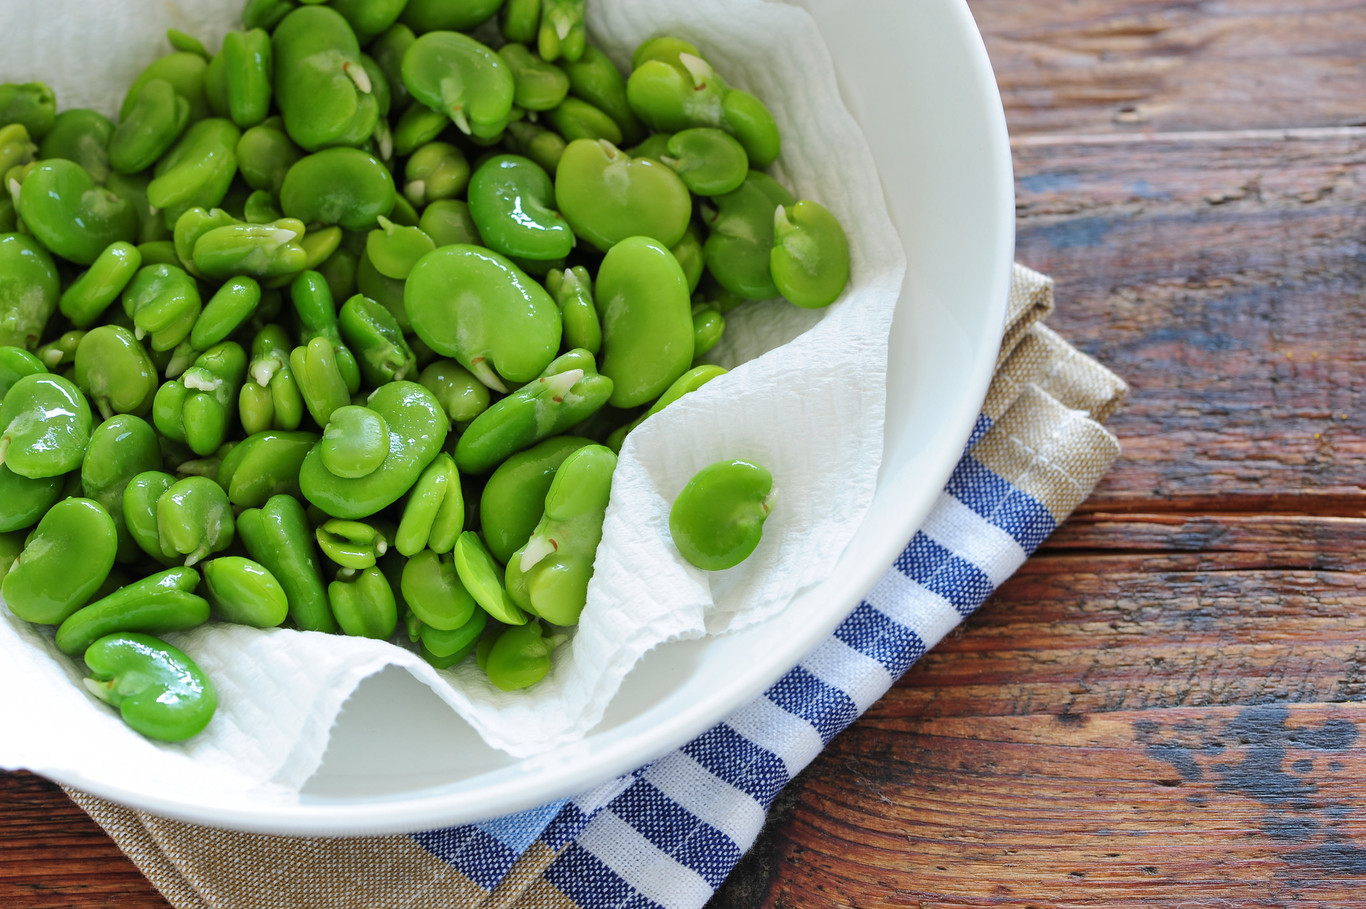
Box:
67;263;1126;908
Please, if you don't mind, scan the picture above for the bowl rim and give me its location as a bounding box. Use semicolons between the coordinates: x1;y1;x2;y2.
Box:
39;0;1016;835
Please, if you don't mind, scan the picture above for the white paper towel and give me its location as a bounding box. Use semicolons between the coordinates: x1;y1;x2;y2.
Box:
0;0;905;799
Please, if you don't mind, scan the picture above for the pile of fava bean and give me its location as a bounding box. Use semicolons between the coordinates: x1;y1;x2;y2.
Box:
0;0;851;743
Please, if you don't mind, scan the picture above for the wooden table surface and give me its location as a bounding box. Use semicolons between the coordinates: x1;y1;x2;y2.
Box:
5;1;1366;906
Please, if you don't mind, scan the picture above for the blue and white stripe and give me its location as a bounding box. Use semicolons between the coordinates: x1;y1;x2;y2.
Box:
406;425;1061;908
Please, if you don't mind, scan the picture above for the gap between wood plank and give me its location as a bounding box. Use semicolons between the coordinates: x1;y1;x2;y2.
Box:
1012;125;1366;148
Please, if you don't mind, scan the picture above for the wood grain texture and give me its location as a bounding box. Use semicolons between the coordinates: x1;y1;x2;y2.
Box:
970;0;1366;136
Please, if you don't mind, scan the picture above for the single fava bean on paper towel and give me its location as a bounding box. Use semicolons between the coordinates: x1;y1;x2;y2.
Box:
670;459;776;571
82;632;217;742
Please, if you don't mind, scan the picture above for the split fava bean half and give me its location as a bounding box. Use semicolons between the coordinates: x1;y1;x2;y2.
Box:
669;459;776;571
82;632;217;742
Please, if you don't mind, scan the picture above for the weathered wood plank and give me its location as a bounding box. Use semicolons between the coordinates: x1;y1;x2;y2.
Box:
967;0;1366;135
0;772;165;908
1012;129;1366;511
723;703;1366;907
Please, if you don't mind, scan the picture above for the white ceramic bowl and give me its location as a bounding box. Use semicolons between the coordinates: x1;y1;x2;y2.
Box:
12;0;1013;833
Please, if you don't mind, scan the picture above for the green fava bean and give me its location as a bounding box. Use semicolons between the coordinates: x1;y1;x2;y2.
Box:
537;0;587;64
506;442;615;625
0;124;37;185
2;497;117;624
545;265;600;355
370;24;416;111
499;43;570;111
453;530;526;626
467;153;573;261
0;462;62;534
54;567;207;656
338;293;417;385
124;470;177;563
243;0;297;31
60;241;142;329
157;475;235;566
406;244;562;392
81;414;163;561
670;458;775;570
239;325;304;434
419;609;485;668
167;30;211;61
109;79;190;176
290;338;351;427
606;363;726;452
201;555;289;627
173;206;236;274
121;52;210;123
317;406;389;479
365;217;434;281
271;6;379;152
0;345;45;398
281;148;396;231
558;45;644;146
215;429;318;506
770;200;851;310
153;342;248;456
691;302;725;358
403;141;469;208
417;359;490;425
454;348;613;475
401;31;515;140
390;102;448;158
553;138;691;253
300;380;449;519
148;119;242;224
546;97;621;144
122;264;202;351
702;169;795;300
73;326;158;419
0;373;92;478
479;435;594;564
329;565;397;639
402;0;503;32
327;0;406;43
417;199;480;248
291;270;361;393
35;330;84;371
38;108;115;184
0;82;57;140
395;452;463;556
501;0;541;44
596;235;694;408
483;620;562;691
237;493;335;632
401;549;477;631
316;518;389;570
220;29;274;129
0;531;22;587
0;232;60;348
192;217;309;279
18;160;137;266
237;121;303;195
82;633;216;742
661;127;748;197
136;240;180;267
191;276;261;349
503;120;566;177
242;189;283;224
